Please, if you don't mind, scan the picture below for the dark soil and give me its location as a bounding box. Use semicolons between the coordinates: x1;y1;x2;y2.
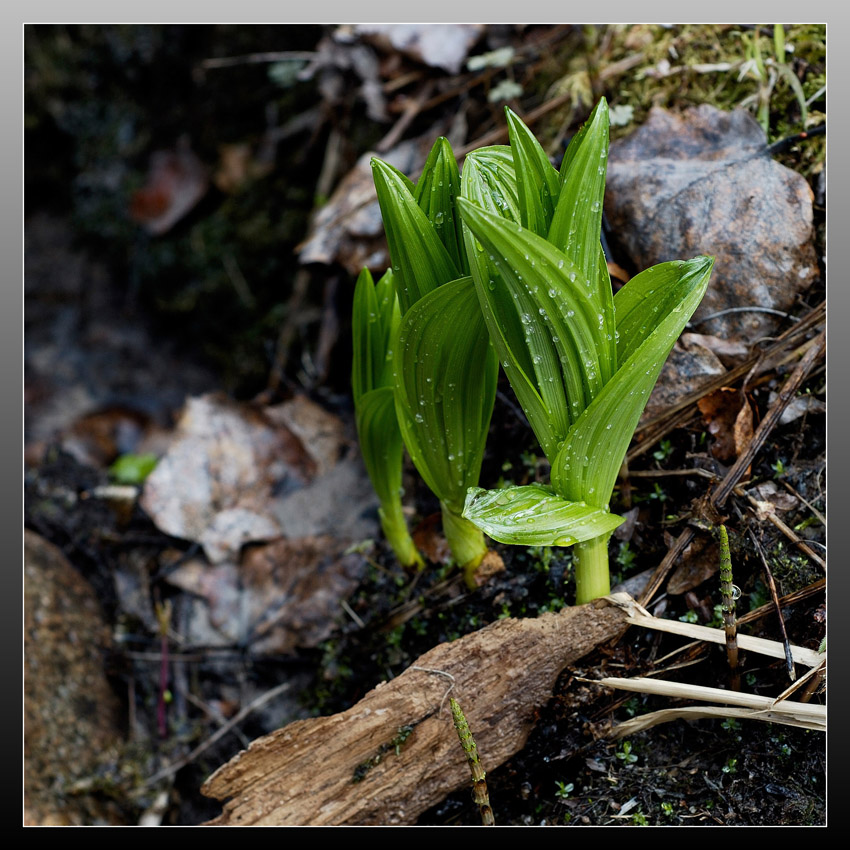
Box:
24;24;826;826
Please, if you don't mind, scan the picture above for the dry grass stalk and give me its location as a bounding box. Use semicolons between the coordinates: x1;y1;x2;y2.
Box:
604;592;821;667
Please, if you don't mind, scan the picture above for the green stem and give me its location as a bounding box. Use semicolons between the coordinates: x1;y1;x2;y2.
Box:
574;533;612;604
379;500;423;569
441;502;488;588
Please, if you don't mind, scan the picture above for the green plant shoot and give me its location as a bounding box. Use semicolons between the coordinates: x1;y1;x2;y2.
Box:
371;138;498;584
459;98;714;603
351;267;422;569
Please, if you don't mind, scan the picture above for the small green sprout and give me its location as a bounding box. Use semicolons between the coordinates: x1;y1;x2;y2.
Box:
109;452;158;484
369;138;498;585
616;541;636;571
554;780;574;799
653;439;674;462
616;740;638;764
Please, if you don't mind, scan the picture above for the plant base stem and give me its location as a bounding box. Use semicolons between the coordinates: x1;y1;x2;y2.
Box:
441;502;488;589
380;501;423;569
574;533;612;604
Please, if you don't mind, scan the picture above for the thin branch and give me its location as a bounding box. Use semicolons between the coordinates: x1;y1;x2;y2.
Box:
141;681;292;789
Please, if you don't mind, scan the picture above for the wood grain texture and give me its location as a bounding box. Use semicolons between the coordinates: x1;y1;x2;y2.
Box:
202;600;627;825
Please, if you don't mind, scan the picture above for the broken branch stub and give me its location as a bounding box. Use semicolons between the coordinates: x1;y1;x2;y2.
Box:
201;601;627;825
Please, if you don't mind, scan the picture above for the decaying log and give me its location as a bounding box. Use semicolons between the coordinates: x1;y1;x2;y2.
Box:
201;599;628;825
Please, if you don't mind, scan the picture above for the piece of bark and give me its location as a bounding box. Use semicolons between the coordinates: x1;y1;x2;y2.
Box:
202;601;627;825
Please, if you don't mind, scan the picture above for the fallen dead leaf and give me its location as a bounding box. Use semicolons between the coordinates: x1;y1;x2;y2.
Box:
164;538;368;654
751;480;798;511
266;393;347;477
697;387;753;463
129;139;209;236
680;331;750;362
606;105;819;343
140;394;316;563
667;534;721;595
770;390;826;425
352;24;485;74
239;537;367;654
296;139;428;275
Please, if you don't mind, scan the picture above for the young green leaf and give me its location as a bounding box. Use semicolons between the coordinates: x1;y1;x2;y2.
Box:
356;386;405;511
460;146;521;221
550;256;715;507
352;268;421;568
413;137;466;274
463;483;623;547
371;158;460;313
352;268;399;404
613;258;713;364
504;107;561;237
458;197;606;458
393;275;498;515
549;97;615;376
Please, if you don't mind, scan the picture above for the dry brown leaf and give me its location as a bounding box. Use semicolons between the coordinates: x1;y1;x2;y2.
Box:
239;537;367;654
163;536;368;653
352;24;484;74
140;394;315;563
129;140;209;235
296;139;427;275
667;535;721;595
606;105;819;343
697;387;752;462
751;480;799;512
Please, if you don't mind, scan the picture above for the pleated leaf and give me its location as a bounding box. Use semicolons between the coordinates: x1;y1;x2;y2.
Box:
463;483;624;547
372;157;460;314
458;197;606;461
351;268;399;405
413;137;466;274
550;256;715;508
613;259;712;365
505;107;561;237
355;386;405;510
549;98;616;378
393;276;498;514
